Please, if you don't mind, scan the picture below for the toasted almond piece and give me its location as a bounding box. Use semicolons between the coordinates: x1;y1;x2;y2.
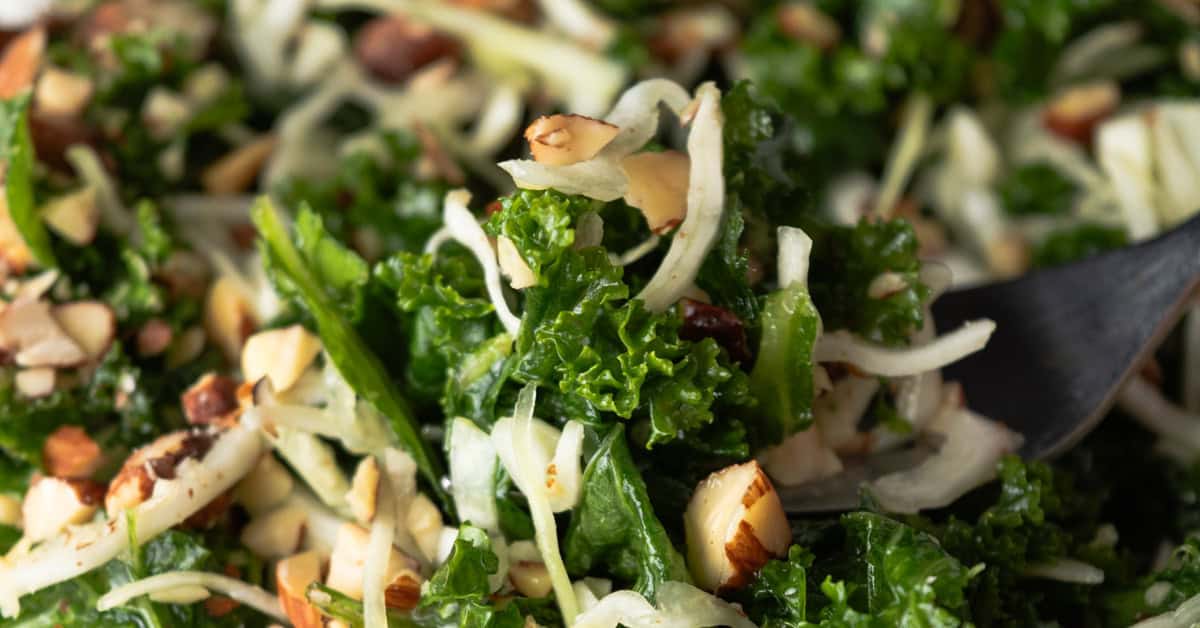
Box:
777;2;841;50
202;135;277;196
347;457;380;525
0;26;46;99
0;299;88;367
142;87;192;141
42;186;100;246
34;67;94;118
525;114;619;166
51;300;115;361
353;15;461;85
0;494;21;526
182;372;240;426
1043;81;1120;144
406;493;444;562
0;196;34;274
43;425;102;479
621;150;690;234
496;236;536;290
16;367;55;398
326;523;422;608
137;318;173;357
277;551;325;628
14;269;58;302
22;474;103;542
509;560;552;598
234;454;295;515
205;276;257;363
241;505;308;558
241;325;322;393
985;232;1030;279
685;460;791;593
105;429;216;515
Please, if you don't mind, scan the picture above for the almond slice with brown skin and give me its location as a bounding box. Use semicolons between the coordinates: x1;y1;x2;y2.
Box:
277;551;325;628
22;474;104;542
621;150;690;234
0;299;88;368
1043;81;1120;144
34;67;94;118
15;367;55;399
241;505;308;558
0;26;46;99
202;135;277;196
42;186;100;246
52;300;116;361
684;460;791;593
42;425;102;479
525;114;619;166
105;429;217;515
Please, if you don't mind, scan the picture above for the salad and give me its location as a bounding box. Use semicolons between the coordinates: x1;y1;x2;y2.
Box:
0;1;1198;627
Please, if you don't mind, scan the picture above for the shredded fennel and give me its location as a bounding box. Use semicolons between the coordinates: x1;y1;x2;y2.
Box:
436;189;522;335
363;466;395;628
97;571;286;621
814;320;996;377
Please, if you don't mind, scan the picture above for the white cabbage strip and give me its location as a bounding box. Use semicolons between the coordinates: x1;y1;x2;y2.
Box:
434;189;521;335
449;417;500;534
364;468;395;628
573;581;757;628
1097;113;1159;240
98;571;286;621
776;226;814;288
0;425;263;617
1133;591;1200;628
1118;375;1200;453
637;82;725;312
1024;558;1105;585
814;320;996;377
491;386;581;623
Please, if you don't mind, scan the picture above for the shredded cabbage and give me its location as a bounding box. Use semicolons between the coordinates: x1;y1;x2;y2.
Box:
448;417;500;534
573;581;757;628
98;571;286;621
1024;558;1105;584
814;320;996;377
363;467;395;628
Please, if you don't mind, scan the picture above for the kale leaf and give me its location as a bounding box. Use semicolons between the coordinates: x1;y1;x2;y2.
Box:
413;525;534;628
997;162;1077;217
1032;223;1127;268
1;93;56;267
748;281;822;447
485;189;602;286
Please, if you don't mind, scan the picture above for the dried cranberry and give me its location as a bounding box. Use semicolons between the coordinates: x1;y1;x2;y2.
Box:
678;299;752;365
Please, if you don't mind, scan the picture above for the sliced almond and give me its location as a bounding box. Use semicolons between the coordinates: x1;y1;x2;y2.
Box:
137;318;173;357
205;276;257;363
0;299;87;367
497;236;536;290
277;551;325;628
0;26;46;99
51;300;115;361
42;186;100;246
141;87;192;141
234;454;295;515
241;504;308;558
105;429;216;515
347;456;380;525
182;372;240;426
326;523;422;608
22;474;103;542
201;135;277;196
43;425;102;479
16;367;55;398
241;325;322;393
684;460;791;593
777;2;841;50
34;67;94;118
1043;81;1121;144
508;560;552;598
525;114;619;166
406;493;444;562
621;150;690;234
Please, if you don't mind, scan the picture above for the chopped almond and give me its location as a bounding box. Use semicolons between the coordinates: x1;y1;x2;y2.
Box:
142;87;192;140
234;454;295;515
22;474;104;541
51;300;116;360
0;197;34;276
496;236;536;290
621;151;690;234
0;299;88;368
43;425;102;479
241;325;322;393
201;135;277;196
42;186;100;246
685;461;791;593
34;67;94;118
509;560;552;598
406;493;444;562
182;373;240;426
0;26;46;99
326;523;422;608
353;16;461;85
525;114;619;166
1043;81;1120;144
105;429;216;515
205;276;257;363
277;551;325;628
241;505;308;558
137;318;173;357
16;367;55;398
777;2;841;50
347;457;381;525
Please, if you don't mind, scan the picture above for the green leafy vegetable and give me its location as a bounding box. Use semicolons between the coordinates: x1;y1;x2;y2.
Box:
748;281;821;447
1;93;56;267
485;189;601;285
414;525;532;628
739;545;814;627
998;162;1078;217
1032;223;1127;268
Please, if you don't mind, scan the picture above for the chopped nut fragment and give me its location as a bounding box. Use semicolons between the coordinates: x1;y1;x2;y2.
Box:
137;318;174;357
277;551;325;628
326;523;422;608
51;300;116;361
23;474;104;542
234;454;295;515
525;114;619;166
16;367;56;399
777;2;841;50
347;457;381;525
205;276;257;363
241;505;308;558
105;429;216;515
182;373;241;426
42;186;100;246
43;425;102;479
34;67;94;118
241;325;322;393
201;135;277;196
1043;81;1120;144
622;150;690;235
354;16;461;85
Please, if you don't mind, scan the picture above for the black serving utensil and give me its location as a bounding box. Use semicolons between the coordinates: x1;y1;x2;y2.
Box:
780;213;1200;513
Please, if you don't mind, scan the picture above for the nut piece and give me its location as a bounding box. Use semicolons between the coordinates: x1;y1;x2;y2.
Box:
105;429;216;515
497;236;536;290
51;300;116;360
621;151;690;234
0;196;34;273
1043;81;1120;144
202;135;277;196
347;456;380;525
182;373;240;426
354;16;461;85
525;114;620;166
16;367;55;398
0;26;45;99
42;186;100;246
43;425;102;479
0;299;88;368
241;325;322;393
137;318;173;357
205;276;257;363
684;460;791;593
509;560;552;598
0;494;21;526
234;454;295;515
777;2;842;50
326;523;422;609
277;551;325;628
22;475;104;541
34;67;94;118
241;505;308;558
406;493;444;562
